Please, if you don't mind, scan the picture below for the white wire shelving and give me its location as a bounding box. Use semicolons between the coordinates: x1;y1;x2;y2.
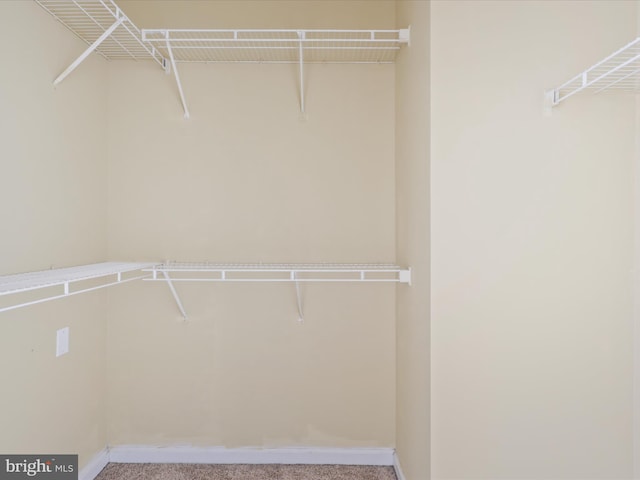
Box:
141;29;410;64
35;0;167;85
0;262;154;313
34;0;410;118
549;36;640;106
142;28;410;118
0;261;411;318
145;262;412;320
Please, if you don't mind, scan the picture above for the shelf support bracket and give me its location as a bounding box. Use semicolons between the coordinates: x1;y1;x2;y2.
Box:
298;31;305;113
399;268;412;286
293;271;304;322
162;271;188;319
165;32;190;119
54;15;126;86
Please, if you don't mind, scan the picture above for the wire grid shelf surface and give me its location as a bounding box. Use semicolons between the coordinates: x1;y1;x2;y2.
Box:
142;29;410;64
35;0;165;65
0;262;154;295
146;262;411;283
551;36;640;105
150;262;404;271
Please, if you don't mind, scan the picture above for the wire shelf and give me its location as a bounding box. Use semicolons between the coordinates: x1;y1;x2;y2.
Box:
551;36;640;105
35;1;409;116
146;262;411;320
141;29;410;64
0;262;155;313
145;262;411;284
35;0;165;65
152;262;404;270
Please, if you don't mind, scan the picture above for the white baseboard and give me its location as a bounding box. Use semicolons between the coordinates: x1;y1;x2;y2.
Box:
393;452;407;480
108;445;395;466
79;448;110;480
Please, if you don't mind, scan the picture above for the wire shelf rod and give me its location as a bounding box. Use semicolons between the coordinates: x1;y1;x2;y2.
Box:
166;46;401;51
145;278;408;283
169;60;397;65
148;264;403;270
146;39;405;44
593;65;640;93
143;28;409;35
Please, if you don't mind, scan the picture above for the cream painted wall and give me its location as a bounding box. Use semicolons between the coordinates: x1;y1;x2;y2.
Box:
118;0;395;30
106;1;397;448
395;1;430;480
0;1;109;470
431;1;636;478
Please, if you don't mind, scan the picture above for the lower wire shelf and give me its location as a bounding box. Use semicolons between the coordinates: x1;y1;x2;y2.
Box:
144;262;411;283
0;261;412;318
144;262;412;320
0;262;155;313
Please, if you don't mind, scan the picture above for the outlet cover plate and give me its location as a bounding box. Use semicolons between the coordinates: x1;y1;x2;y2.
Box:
56;327;69;357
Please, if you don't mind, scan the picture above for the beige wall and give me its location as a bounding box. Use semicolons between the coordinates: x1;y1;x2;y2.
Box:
431;1;636;478
395;1;430;480
106;1;398;449
118;0;395;30
0;1;109;470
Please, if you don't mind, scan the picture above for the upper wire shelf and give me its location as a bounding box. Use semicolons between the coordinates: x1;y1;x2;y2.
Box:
35;1;410;117
36;0;165;63
550;36;640;106
141;29;410;64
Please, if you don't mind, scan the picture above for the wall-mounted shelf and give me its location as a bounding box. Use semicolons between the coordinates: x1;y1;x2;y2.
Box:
0;261;412;319
35;1;409;118
146;262;411;283
549;36;640;106
35;0;167;85
0;262;154;313
141;29;410;64
142;28;410;118
145;263;412;320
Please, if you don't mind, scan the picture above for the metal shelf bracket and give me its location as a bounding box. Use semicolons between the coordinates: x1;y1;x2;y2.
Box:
164;31;191;119
161;271;188;319
54;14;126;86
293;271;304;322
298;31;305;114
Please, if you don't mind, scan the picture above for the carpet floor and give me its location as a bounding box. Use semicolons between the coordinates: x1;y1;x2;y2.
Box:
94;463;398;480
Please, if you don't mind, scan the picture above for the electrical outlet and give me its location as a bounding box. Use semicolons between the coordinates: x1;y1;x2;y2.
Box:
56;327;69;357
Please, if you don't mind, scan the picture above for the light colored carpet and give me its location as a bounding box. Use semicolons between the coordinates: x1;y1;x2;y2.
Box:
95;463;398;480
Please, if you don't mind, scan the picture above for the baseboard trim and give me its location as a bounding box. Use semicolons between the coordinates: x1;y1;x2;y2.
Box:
393;452;407;480
79;448;110;480
108;445;395;466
